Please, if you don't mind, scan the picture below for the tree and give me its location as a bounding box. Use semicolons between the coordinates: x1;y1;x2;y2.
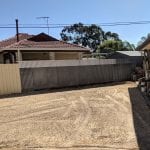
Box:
98;40;135;53
61;23;105;51
60;22;133;52
104;31;120;41
123;41;135;51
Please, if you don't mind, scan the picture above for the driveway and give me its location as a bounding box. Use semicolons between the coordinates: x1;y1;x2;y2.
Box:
0;82;149;149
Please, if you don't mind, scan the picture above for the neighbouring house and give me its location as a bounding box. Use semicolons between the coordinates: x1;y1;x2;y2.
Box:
136;37;150;70
0;33;90;63
136;37;150;51
136;37;150;79
136;37;150;95
136;37;150;69
107;51;143;66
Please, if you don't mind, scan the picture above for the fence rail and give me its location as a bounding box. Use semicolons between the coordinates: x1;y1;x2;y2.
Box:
19;59;131;68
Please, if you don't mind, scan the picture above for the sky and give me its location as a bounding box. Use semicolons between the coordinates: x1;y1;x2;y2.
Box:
0;0;150;46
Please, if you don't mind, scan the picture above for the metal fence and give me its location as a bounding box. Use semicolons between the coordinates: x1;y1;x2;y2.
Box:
0;64;21;95
19;59;133;91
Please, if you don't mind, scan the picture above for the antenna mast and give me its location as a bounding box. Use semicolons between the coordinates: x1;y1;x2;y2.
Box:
37;17;50;35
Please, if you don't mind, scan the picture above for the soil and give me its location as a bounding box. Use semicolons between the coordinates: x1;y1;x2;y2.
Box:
0;82;149;149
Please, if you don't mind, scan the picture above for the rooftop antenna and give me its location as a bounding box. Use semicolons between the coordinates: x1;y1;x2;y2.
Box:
37;17;50;35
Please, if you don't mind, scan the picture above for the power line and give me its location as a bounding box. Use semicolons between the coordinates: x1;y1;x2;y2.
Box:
1;20;150;25
0;26;64;28
0;20;150;29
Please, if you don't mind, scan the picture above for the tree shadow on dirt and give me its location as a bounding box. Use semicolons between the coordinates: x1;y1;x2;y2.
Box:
128;87;150;150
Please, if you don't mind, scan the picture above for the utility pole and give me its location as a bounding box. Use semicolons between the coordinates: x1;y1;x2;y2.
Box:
16;19;19;42
15;19;19;42
15;19;21;62
37;17;50;35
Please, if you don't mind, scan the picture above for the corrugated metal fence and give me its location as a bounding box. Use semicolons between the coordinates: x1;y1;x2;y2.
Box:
19;59;133;91
0;64;21;95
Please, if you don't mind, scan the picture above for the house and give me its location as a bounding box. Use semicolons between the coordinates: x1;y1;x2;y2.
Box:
136;37;150;51
107;51;143;66
0;33;90;63
136;36;150;70
136;37;150;95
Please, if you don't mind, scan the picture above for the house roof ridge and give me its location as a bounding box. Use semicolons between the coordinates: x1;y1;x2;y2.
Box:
59;40;90;50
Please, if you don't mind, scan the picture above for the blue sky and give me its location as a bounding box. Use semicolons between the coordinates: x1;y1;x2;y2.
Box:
0;0;150;46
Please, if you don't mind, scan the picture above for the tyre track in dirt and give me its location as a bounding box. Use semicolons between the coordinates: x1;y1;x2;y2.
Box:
76;96;91;133
62;96;92;146
0;82;141;149
0;105;66;125
104;88;129;113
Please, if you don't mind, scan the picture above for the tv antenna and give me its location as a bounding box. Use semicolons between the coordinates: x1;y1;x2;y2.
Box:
37;17;50;35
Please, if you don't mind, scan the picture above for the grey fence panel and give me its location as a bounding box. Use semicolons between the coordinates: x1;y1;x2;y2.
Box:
106;65;114;82
113;64;120;82
57;66;79;87
47;67;58;88
98;65;113;83
20;62;133;92
20;68;34;91
90;66;101;84
32;68;49;90
78;66;98;85
94;65;103;83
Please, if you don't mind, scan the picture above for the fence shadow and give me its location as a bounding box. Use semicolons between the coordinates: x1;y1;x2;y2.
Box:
0;81;127;100
128;87;150;150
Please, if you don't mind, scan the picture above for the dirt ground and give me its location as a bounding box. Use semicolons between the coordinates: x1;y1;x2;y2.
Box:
0;82;149;150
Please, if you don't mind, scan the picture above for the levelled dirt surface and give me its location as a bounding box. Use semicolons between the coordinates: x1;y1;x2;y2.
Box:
0;82;149;150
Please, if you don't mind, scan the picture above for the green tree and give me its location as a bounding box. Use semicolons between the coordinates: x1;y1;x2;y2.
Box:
61;23;105;51
98;40;135;53
60;22;133;52
104;31;120;41
123;41;135;51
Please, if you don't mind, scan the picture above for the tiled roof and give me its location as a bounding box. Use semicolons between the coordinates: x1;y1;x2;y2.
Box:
0;33;33;49
0;33;90;52
7;39;89;51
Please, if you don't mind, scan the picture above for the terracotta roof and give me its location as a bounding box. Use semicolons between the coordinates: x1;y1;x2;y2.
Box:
0;33;90;52
0;33;33;49
6;40;89;52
